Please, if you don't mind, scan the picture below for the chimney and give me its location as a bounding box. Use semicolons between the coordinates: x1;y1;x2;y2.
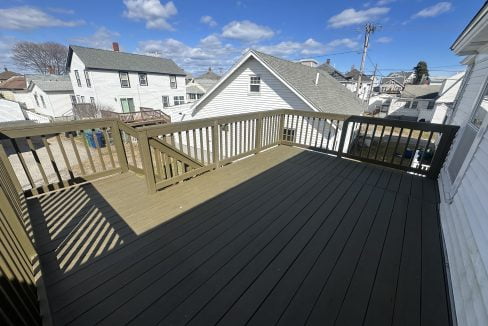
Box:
326;59;330;65
4;67;7;72
315;72;320;86
208;67;212;72
112;42;120;52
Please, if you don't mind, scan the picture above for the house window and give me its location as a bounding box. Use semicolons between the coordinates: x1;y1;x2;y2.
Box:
170;75;177;89
162;96;169;107
283;128;296;142
250;76;260;92
119;71;130;88
120;98;135;113
84;70;91;87
74;70;82;87
76;95;81;103
40;95;46;108
470;90;488;129
411;101;418;109
197;93;203;99
174;96;184;105
188;93;197;100
90;97;95;105
34;94;40;106
139;73;148;86
404;101;411;108
70;95;77;105
80;96;85;103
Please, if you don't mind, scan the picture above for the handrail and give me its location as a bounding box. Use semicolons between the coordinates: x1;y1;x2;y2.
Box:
0;109;459;197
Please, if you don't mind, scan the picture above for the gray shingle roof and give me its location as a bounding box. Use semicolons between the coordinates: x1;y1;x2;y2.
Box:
252;50;364;115
0;70;20;81
26;75;73;92
197;68;220;80
195;79;218;92
345;68;372;82
401;85;441;99
317;63;347;82
186;84;204;94
68;45;185;75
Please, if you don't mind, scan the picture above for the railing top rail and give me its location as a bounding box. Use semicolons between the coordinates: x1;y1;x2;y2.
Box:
0;118;119;139
345;115;460;133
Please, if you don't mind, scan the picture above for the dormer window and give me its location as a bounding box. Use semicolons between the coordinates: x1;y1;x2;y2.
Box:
119;72;130;88
250;76;260;92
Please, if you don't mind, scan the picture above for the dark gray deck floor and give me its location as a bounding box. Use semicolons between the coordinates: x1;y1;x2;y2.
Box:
27;146;452;325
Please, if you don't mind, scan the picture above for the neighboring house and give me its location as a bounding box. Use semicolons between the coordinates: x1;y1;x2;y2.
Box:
66;43;187;113
344;67;373;102
190;50;364;149
379;71;415;94
186;67;220;103
429;75;449;86
297;59;319;68
437;3;488;325
0;68;20;85
317;59;348;83
0;98;27;122
0;75;75;118
431;71;465;123
387;84;441;121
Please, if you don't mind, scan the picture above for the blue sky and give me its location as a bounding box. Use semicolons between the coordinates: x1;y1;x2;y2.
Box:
0;0;483;77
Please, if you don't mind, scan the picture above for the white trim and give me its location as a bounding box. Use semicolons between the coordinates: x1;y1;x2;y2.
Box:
191;50;319;115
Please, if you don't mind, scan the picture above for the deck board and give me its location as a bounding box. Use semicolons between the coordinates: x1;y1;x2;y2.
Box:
26;145;452;326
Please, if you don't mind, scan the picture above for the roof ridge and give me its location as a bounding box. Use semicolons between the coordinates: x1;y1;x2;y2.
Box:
70;44;173;61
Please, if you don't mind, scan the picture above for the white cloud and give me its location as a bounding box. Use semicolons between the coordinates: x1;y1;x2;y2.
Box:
123;0;177;30
376;36;392;43
71;27;120;49
200;15;217;27
412;2;452;18
0;6;84;30
138;34;240;73
376;0;396;5
256;38;359;57
328;7;390;28
221;20;275;42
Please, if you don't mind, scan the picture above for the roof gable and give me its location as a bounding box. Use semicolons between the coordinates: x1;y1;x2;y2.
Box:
193;50;364;116
67;45;185;75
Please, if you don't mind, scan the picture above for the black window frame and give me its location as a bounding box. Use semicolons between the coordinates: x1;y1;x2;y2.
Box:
162;96;169;107
84;70;91;88
173;95;184;105
139;73;148;86
119;71;131;88
74;70;82;87
40;95;46;108
34;94;40;106
170;75;177;89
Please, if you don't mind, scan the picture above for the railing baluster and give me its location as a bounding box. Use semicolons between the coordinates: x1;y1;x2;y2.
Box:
103;128;116;169
417;131;434;172
79;130;96;173
92;129;106;171
390;127;404;164
126;132;137;168
399;129;414;166
11;139;36;190
185;130;191;157
206;127;211;164
56;134;75;180
374;126;386;161
382;126;394;162
26;137;49;189
366;124;378;159
40;135;63;187
69;132;86;175
199;128;204;164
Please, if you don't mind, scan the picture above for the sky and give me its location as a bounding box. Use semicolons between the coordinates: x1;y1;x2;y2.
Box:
0;0;483;77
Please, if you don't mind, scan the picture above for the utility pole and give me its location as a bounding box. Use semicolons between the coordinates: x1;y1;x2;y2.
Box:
356;23;379;97
366;64;378;107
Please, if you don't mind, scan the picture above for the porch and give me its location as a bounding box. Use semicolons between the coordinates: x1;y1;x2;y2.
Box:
0;109;458;325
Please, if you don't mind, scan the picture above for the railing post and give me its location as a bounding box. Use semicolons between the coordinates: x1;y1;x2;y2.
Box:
337;118;351;158
427;126;460;179
212;120;220;169
111;121;129;173
255;113;263;152
278;113;285;145
138;129;157;193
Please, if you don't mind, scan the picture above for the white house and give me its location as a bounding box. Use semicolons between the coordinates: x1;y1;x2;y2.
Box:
431;71;465;124
437;3;488;325
191;50;364;120
387;84;441;122
0;75;75;118
186;68;220;103
343;68;373;102
66;44;187;113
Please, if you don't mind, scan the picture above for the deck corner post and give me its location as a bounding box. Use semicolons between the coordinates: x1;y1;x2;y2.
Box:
212;120;220;169
111;121;129;173
138;129;157;193
255;113;263;152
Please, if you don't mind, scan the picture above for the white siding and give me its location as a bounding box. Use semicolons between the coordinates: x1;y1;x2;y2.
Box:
192;57;310;120
69;52;186;113
440;53;488;326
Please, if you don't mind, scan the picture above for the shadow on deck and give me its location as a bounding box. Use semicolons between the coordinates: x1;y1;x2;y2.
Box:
27;146;452;326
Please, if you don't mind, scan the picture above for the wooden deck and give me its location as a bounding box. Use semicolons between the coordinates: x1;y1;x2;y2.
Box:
27;146;452;326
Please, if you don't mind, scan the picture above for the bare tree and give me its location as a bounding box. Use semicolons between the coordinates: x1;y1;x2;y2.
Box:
12;41;68;75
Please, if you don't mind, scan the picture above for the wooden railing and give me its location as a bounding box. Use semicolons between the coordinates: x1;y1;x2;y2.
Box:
101;108;171;125
0;109;459;197
338;116;459;178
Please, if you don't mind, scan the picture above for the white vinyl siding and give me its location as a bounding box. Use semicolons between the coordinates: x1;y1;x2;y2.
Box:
440;53;488;326
193;57;309;119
